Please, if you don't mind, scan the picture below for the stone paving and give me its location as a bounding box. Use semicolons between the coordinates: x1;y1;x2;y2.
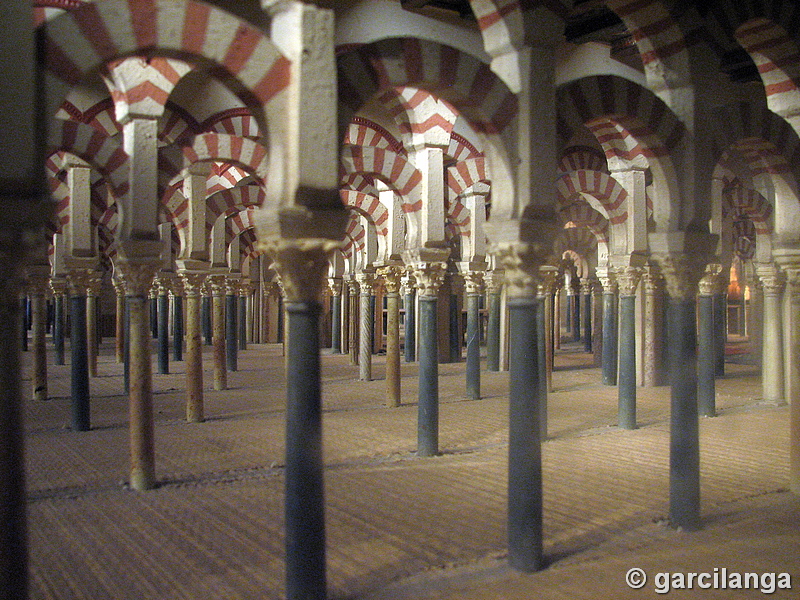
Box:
19;336;800;599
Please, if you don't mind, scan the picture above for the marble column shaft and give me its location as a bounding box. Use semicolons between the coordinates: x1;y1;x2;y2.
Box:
357;273;374;381
210;277;227;391
182;273;205;423
379;266;403;407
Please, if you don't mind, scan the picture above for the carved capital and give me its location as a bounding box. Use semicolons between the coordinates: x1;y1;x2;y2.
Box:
264;238;341;303
757;265;786;298
402;248;449;297
596;267;616;294
483;270;504;295
356;272;375;296
117;261;160;297
490;242;550;299
463;270;485;295
579;277;596;296
67;268;95;296
698;263;723;296
641;267;664;296
377;266;403;296
328;277;343;297
615;267;643;297
652;254;705;301
50;277;68;297
180;272;206;297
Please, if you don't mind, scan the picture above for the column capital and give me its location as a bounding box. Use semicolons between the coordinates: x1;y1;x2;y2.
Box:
180;272;207;297
355;271;375;295
264;238;341;303
756;264;786;297
402;248;449;297
615;266;643;297
484;269;505;294
345;276;359;295
641;265;664;295
327;277;343;297
463;270;485;295
207;274;229;296
50;277;68;296
651;254;705;301
377;265;403;295
67;268;96;296
169;277;185;298
225;276;241;295
400;271;416;296
596;267;617;294
117;261;160;297
579;276;596;296
490;241;550;299
698;263;723;296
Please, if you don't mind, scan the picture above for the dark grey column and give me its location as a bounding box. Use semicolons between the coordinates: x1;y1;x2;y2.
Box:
53;291;65;366
123;296;130;394
226;291;238;372
331;291;342;353
572;291;581;342
582;282;593;353
449;292;461;362
157;289;169;375
601;280;617;385
465;278;481;400
565;289;572;334
418;294;439;456
404;288;416;362
284;299;326;600
617;269;640;430
202;295;212;345
150;291;158;339
70;289;90;431
172;294;183;362
486;280;501;372
537;295;548;439
667;292;701;531
507;294;543;572
714;291;727;377
20;298;27;351
238;294;247;352
698;287;716;417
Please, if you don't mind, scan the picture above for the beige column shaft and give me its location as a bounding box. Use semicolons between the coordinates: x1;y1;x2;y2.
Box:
114;282;125;363
358;273;374;381
211;277;227;391
379;266;402;406
182;273;205;423
348;281;359;365
642;269;663;387
759;269;785;403
30;281;48;401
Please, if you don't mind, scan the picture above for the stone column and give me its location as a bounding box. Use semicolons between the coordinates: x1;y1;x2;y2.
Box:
238;282;248;352
554;283;562;350
571;284;581;342
118;261;160;491
598;270;617;385
357;272;375;381
86;273;102;378
347;278;359;366
379;266;403;407
329;278;342;353
113;277;125;363
226;278;239;373
157;277;170;375
616;267;642;429
172;280;184;362
202;288;213;346
150;286;158;339
784;267;800;494
181;273;205;423
748;277;763;366
714;283;728;377
493;241;549;573
449;275;464;362
28;274;49;402
580;278;593;353
485;270;503;372
656;253;706;531
404;249;448;457
642;267;665;387
68;269;92;431
340;278;350;355
464;271;484;400
758;266;785;404
210;275;227;390
402;271;416;362
698;267;718;417
591;278;603;367
537;273;553;437
51;279;67;366
265;238;339;600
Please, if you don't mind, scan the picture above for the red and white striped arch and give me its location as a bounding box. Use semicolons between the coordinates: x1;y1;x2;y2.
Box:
341;215;366;263
225;207;257;243
447;197;471;242
344;117;405;154
41;0;291;137
467;1;570;57
202;108;261;140
340;190;389;238
558;202;610;247
340;146;423;213
57;98;121;138
735;19;800;121
338;38;517;135
377;87;459;149
33;0;85;26
558;146;608;174
206;185;266;240
48;120;129;199
557;170;627;226
446;157;487;201
553;226;598;265
181;133;270;182
448;132;482;162
723;183;774;235
105;56;193;120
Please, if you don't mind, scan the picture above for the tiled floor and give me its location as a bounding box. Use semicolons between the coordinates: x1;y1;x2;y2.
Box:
20;336;800;599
